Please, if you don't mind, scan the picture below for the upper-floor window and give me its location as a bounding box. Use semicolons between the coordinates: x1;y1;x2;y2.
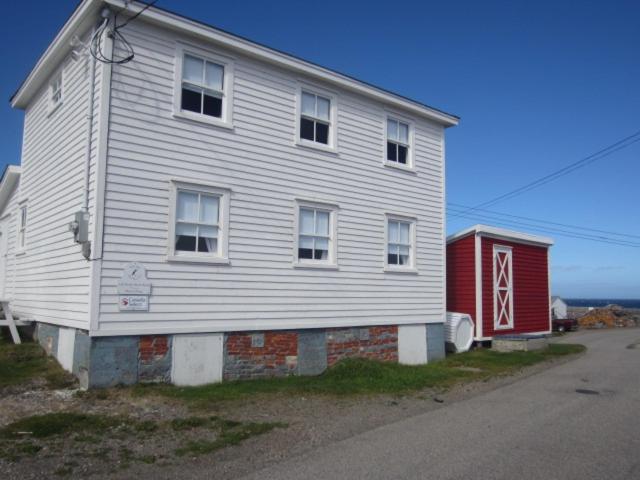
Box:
300;91;331;145
180;53;224;119
49;73;63;112
385;216;416;270
295;201;338;268
18;205;27;250
168;181;230;264
386;118;410;166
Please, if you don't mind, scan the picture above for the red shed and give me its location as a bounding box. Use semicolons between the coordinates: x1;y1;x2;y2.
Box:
447;225;553;341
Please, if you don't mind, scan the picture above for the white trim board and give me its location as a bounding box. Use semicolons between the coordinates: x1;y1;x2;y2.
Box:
447;224;554;247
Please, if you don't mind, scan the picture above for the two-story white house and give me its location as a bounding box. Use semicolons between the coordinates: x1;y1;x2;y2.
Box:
4;0;458;388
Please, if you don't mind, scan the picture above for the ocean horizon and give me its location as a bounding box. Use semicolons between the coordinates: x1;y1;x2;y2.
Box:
565;298;640;309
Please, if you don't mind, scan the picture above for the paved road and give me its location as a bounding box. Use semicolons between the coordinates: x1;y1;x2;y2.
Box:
241;329;640;480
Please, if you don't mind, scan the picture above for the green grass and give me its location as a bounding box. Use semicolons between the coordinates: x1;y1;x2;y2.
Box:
175;420;287;457
0;413;123;439
134;344;586;405
0;336;75;389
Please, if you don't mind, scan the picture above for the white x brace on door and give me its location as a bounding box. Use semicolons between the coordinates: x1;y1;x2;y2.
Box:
493;245;514;330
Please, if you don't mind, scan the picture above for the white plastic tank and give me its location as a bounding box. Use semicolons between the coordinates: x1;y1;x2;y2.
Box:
445;312;475;353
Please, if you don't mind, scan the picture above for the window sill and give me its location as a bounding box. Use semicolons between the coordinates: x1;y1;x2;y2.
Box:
172;110;234;130
293;262;339;271
295;139;338;155
383;266;418;274
383;161;416;173
167;254;230;265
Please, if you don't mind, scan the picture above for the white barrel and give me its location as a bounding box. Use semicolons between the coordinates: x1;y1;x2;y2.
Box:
445;312;475;353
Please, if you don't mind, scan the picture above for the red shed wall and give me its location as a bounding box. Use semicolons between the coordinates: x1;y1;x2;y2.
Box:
481;237;550;337
446;235;477;334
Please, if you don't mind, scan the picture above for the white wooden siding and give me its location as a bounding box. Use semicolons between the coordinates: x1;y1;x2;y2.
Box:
95;20;446;334
13;29;103;329
1;181;20;301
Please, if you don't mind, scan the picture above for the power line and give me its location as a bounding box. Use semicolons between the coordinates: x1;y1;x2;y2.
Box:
447;206;640;248
455;129;640;216
447;202;640;240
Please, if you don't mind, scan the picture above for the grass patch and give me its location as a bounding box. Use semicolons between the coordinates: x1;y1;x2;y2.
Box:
135;344;586;405
0;413;123;439
0;336;75;389
175;420;286;457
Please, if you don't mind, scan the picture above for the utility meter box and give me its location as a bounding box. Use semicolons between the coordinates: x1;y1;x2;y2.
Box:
71;211;90;243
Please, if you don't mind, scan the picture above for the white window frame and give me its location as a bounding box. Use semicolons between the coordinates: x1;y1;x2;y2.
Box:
384;114;415;171
173;43;234;129
384;213;418;273
293;199;338;269
295;84;338;153
167;179;231;264
48;71;63;115
493;245;514;330
17;202;28;253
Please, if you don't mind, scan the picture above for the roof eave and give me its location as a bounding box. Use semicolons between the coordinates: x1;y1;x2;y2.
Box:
11;0;102;110
0;165;21;213
447;224;554;247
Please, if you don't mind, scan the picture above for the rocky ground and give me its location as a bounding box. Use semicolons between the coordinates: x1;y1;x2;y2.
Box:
0;344;583;480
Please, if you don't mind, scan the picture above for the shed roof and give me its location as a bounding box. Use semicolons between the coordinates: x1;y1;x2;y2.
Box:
0;165;21;213
447;224;554;247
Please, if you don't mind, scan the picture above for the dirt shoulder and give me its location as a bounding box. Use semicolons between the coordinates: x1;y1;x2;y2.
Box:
0;345;584;480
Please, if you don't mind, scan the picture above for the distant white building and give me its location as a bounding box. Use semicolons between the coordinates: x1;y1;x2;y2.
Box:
551;296;568;319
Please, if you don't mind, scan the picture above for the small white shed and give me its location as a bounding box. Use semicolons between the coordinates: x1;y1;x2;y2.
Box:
551;296;568;319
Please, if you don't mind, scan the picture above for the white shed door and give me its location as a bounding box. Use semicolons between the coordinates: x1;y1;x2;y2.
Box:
493;246;514;330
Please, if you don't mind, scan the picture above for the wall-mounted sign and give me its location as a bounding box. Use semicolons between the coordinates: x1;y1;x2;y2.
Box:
119;295;149;311
118;263;151;311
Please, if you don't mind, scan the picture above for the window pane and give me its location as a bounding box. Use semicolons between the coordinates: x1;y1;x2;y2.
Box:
181;87;202;114
317;96;330;120
200;195;219;224
199;225;218;239
387;142;397;162
387;119;398;141
388;253;399;265
203;94;222;118
299;208;315;234
399;122;409;143
315;211;329;236
298;235;314;259
205;62;224;90
177;192;198;221
398;145;408;164
400;222;410;244
315;237;329;260
301;92;315;116
399;245;410;265
315;122;329;144
183;55;204;83
176;223;197;252
198;236;218;253
388;221;399;242
300;118;315;141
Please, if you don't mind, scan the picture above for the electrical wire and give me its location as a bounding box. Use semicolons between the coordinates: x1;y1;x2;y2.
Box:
454;129;640;216
447;202;640;240
447;206;640;248
89;0;159;65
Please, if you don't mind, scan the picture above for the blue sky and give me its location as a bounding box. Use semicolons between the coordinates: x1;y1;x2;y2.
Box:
1;0;638;298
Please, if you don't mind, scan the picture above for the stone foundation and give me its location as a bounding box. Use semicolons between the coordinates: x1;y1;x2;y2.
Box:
34;321;444;388
492;334;549;352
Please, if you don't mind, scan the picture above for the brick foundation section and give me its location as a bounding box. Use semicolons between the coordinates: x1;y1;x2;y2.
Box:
224;332;298;380
139;335;169;362
326;326;398;367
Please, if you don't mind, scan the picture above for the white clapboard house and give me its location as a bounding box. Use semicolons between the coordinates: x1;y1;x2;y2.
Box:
3;0;458;387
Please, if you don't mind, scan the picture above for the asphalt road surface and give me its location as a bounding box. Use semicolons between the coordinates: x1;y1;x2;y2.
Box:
240;329;640;480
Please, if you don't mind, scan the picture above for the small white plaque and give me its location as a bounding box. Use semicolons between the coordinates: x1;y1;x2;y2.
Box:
119;295;149;311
